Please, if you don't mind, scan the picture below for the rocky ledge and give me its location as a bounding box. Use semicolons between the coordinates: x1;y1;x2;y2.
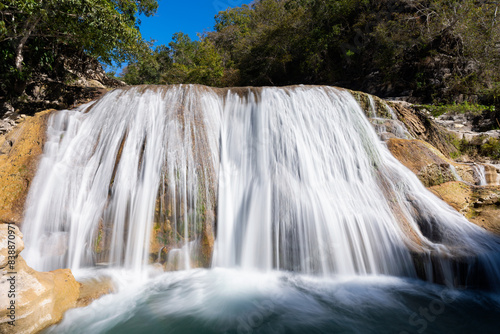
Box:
378;100;500;235
0;224;80;334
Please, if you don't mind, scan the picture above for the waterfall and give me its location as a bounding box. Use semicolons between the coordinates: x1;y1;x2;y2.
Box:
21;85;500;288
22;86;221;274
471;164;488;186
449;164;463;182
213;87;415;275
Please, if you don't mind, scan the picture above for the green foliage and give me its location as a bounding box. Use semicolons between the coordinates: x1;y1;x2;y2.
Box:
449;136;500;161
417;103;494;118
120;0;498;103
214;5;252;34
123;33;225;86
0;0;158;97
447;133;462;159
480;138;500;160
122;45;170;85
207;0;498;96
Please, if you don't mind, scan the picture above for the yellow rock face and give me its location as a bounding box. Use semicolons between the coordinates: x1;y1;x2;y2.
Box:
0;224;24;269
387;138;458;187
429;182;500;235
467;186;500;235
0;109;54;224
428;181;474;214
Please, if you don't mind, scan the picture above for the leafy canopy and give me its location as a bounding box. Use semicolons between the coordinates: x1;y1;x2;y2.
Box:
122;32;225;87
121;0;499;105
0;0;158;65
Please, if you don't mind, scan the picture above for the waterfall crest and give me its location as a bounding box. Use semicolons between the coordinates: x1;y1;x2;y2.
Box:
22;85;500;288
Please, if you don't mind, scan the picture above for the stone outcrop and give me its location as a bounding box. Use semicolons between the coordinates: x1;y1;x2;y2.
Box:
484;164;500;185
0;103;22;136
378;103;500;235
387;101;459;158
352;90;460;157
76;276;115;308
352;91;500;235
0;109;54;224
387;139;457;187
434;110;500;134
0;224;80;334
385;138;487;186
429;182;500;235
467;186;500;235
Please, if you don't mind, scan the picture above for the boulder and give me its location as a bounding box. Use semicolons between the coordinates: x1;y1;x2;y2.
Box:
387;138;457;187
76;276;115;308
0;224;80;334
429;182;500;235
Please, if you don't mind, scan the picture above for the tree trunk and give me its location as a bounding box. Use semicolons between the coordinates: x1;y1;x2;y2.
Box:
14;15;41;71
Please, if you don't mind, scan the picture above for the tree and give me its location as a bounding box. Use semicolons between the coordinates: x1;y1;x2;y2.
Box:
0;0;158;96
370;0;500;101
122;44;172;85
122;32;225;87
207;0;499;100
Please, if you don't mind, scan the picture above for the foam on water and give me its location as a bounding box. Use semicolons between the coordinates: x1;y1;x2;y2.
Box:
42;268;500;334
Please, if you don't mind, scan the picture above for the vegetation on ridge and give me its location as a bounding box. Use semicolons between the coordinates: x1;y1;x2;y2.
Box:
0;0;158;99
1;0;499;113
121;0;500;106
415;102;495;118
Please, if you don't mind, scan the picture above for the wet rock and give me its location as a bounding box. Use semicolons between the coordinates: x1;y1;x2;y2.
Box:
429;183;500;235
0;224;80;334
0;109;54;224
76;276;115;308
387;139;457;187
387;102;459;158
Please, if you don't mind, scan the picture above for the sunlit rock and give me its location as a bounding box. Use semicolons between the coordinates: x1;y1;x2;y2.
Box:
0;224;80;334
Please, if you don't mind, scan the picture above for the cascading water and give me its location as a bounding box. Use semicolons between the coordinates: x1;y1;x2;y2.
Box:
22;86;221;275
212;87;418;276
472;164;488;186
20;85;500;333
22;85;500;284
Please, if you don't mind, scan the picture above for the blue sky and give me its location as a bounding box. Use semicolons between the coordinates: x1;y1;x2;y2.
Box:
139;0;252;45
107;0;252;73
105;0;252;73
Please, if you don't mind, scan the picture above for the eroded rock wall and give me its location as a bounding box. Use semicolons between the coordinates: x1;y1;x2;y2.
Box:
351;91;500;236
0;109;53;224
